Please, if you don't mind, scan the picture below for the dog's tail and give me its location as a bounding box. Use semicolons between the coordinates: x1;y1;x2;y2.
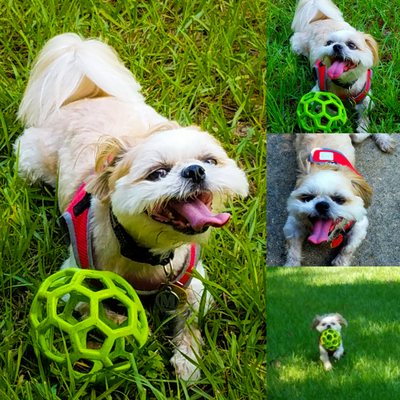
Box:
291;0;344;32
18;33;143;127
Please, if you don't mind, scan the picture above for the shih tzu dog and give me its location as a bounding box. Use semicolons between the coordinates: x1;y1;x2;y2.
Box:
312;313;347;371
290;0;379;132
283;133;393;266
15;33;248;381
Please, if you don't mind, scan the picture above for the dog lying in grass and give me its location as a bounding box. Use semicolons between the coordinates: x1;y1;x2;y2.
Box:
15;33;248;381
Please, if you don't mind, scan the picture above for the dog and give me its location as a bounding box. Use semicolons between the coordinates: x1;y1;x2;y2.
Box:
312;313;347;371
15;33;248;381
283;133;394;266
290;0;379;133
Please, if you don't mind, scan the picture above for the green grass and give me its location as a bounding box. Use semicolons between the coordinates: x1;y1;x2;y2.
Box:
0;0;266;398
267;267;400;399
266;0;400;133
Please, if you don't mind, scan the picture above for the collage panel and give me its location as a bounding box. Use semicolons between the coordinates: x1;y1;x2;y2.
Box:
0;1;266;398
267;133;400;267
267;267;400;399
267;0;400;133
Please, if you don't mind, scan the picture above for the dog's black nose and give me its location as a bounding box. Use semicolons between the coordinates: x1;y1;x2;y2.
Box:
181;164;206;184
333;44;343;53
315;201;330;215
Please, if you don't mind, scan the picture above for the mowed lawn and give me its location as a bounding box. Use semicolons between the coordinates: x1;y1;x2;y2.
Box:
267;267;400;400
0;1;266;399
266;0;400;133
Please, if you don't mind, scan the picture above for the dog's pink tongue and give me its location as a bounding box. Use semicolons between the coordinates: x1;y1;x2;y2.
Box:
328;60;347;79
308;219;333;244
170;199;230;232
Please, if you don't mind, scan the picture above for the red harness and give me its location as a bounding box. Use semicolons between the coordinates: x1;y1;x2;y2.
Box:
315;59;372;104
62;184;200;295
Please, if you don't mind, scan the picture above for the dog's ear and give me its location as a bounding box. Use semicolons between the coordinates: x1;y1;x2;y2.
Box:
351;174;373;208
86;137;130;201
364;34;379;66
311;315;322;330
335;313;348;327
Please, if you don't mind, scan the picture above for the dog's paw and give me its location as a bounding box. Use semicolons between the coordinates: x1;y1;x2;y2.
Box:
373;134;396;153
324;362;333;371
170;351;201;382
355;124;369;134
331;254;351;266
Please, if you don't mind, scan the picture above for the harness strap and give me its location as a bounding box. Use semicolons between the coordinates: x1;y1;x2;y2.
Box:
62;184;94;269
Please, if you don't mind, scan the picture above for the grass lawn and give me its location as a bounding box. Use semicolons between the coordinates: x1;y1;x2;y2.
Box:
0;1;266;398
267;267;400;399
266;0;400;133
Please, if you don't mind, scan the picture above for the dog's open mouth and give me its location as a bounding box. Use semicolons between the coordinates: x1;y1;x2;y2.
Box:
308;217;334;244
150;192;230;234
327;56;358;80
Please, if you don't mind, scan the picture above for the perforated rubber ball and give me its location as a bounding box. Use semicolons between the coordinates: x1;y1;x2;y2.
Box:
320;328;341;351
297;91;347;132
30;268;148;378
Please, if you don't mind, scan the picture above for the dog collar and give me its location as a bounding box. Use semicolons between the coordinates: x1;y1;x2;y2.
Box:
109;211;173;266
314;59;372;104
62;184;200;294
308;148;361;176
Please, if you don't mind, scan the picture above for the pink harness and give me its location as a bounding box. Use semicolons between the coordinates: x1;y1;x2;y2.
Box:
62;184;200;295
315;59;372;104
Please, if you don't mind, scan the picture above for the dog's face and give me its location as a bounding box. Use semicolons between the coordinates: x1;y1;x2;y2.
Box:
312;313;348;333
287;165;372;243
87;125;248;246
316;30;379;82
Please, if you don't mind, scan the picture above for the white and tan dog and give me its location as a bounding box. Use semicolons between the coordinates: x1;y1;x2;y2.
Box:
15;33;248;381
291;0;379;132
312;313;347;371
284;133;393;266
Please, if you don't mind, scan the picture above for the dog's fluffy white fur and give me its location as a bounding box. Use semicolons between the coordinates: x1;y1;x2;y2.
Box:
15;33;248;381
290;0;379;132
312;313;347;371
284;133;393;267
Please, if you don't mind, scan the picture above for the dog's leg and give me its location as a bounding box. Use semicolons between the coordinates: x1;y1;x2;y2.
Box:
333;342;344;361
170;314;203;382
283;215;306;266
355;96;372;133
319;345;333;371
14;127;60;186
170;262;211;382
331;216;368;266
290;33;309;57
371;134;396;153
351;133;395;153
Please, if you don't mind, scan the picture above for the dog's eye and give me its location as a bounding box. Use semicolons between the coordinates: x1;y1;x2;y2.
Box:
299;194;315;202
146;168;170;181
332;195;346;205
203;158;217;165
346;41;357;50
326;40;333;46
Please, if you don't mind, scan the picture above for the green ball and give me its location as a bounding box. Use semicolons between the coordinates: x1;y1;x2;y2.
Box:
30;269;149;379
297;91;347;133
320;329;341;351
